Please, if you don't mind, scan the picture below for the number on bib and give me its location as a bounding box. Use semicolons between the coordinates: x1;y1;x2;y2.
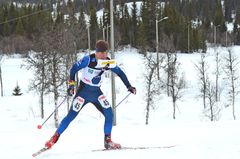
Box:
98;95;111;109
72;96;85;112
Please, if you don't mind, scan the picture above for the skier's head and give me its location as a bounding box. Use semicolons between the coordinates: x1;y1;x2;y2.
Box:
96;40;108;60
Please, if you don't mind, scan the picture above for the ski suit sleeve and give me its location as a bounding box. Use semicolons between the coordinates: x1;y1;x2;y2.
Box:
110;66;131;89
70;55;90;80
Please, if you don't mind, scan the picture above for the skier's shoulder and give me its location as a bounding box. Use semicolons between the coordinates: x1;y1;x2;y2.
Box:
76;54;90;67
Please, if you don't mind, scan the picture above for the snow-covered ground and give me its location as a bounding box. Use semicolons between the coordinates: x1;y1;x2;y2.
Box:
0;47;240;159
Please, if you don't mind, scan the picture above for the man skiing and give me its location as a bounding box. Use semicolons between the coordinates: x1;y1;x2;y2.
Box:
45;40;136;150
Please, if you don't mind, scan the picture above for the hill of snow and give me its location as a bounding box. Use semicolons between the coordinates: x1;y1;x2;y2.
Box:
0;46;240;158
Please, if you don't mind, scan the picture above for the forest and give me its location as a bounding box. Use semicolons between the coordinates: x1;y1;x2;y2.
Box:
0;0;240;54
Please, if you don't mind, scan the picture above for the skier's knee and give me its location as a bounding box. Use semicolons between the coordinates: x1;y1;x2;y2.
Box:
104;108;113;122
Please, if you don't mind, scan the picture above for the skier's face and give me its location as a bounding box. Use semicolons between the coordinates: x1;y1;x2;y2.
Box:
96;51;108;60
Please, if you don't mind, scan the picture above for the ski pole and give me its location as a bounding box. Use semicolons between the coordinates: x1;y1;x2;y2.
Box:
37;96;68;129
116;92;131;108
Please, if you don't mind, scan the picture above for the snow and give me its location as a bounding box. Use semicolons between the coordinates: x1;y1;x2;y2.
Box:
226;22;234;32
116;2;143;17
95;2;142;23
1;47;240;158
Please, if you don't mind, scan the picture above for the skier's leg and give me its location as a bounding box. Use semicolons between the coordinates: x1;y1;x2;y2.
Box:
56;96;87;134
45;96;87;149
93;95;121;149
93;95;113;135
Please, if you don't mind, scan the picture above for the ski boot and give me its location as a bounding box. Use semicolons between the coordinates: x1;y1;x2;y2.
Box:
45;132;60;149
104;135;121;149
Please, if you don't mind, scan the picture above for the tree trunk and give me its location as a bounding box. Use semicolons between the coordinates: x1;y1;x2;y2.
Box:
167;54;170;96
203;88;206;109
230;52;236;120
145;100;150;125
145;80;151;125
52;56;59;128
215;50;219;102
233;95;236;120
173;101;176;119
65;56;70;112
210;98;213;121
0;65;3;97
231;76;236;120
54;90;59;128
203;71;207;109
40;88;44;119
172;85;176;119
145;68;154;125
40;61;45;119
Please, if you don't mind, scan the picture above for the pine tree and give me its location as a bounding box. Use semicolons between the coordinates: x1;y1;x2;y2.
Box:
140;0;158;50
89;6;99;49
12;83;23;96
79;7;87;47
8;2;17;34
3;17;10;36
119;3;130;45
36;3;53;33
131;0;138;47
0;6;4;36
52;1;63;25
66;0;77;26
162;3;181;50
103;0;110;28
137;21;147;54
234;6;240;44
234;6;240;33
137;0;148;51
15;18;25;35
213;1;227;33
224;0;233;22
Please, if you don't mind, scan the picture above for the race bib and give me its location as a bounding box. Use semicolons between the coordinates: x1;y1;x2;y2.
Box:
98;95;111;109
72;96;85;112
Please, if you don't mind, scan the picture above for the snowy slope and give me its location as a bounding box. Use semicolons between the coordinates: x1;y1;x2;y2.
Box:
1;47;240;158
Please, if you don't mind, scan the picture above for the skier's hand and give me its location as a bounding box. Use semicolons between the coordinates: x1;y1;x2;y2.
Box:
67;80;75;96
128;86;136;95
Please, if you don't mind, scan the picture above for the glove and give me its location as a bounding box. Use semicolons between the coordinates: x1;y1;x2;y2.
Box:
128;86;136;95
67;80;75;96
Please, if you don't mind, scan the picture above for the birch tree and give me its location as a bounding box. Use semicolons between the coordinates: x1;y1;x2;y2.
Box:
167;53;185;119
145;54;159;125
26;51;49;119
195;54;209;109
203;80;221;121
223;48;239;120
215;48;221;102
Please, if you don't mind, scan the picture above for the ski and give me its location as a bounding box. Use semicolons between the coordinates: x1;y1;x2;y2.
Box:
32;147;49;157
92;145;176;152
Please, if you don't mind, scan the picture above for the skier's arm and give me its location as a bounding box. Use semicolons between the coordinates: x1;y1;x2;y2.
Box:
69;55;90;80
110;66;131;89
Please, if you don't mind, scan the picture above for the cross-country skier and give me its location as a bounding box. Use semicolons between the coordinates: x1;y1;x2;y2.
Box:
45;40;136;150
